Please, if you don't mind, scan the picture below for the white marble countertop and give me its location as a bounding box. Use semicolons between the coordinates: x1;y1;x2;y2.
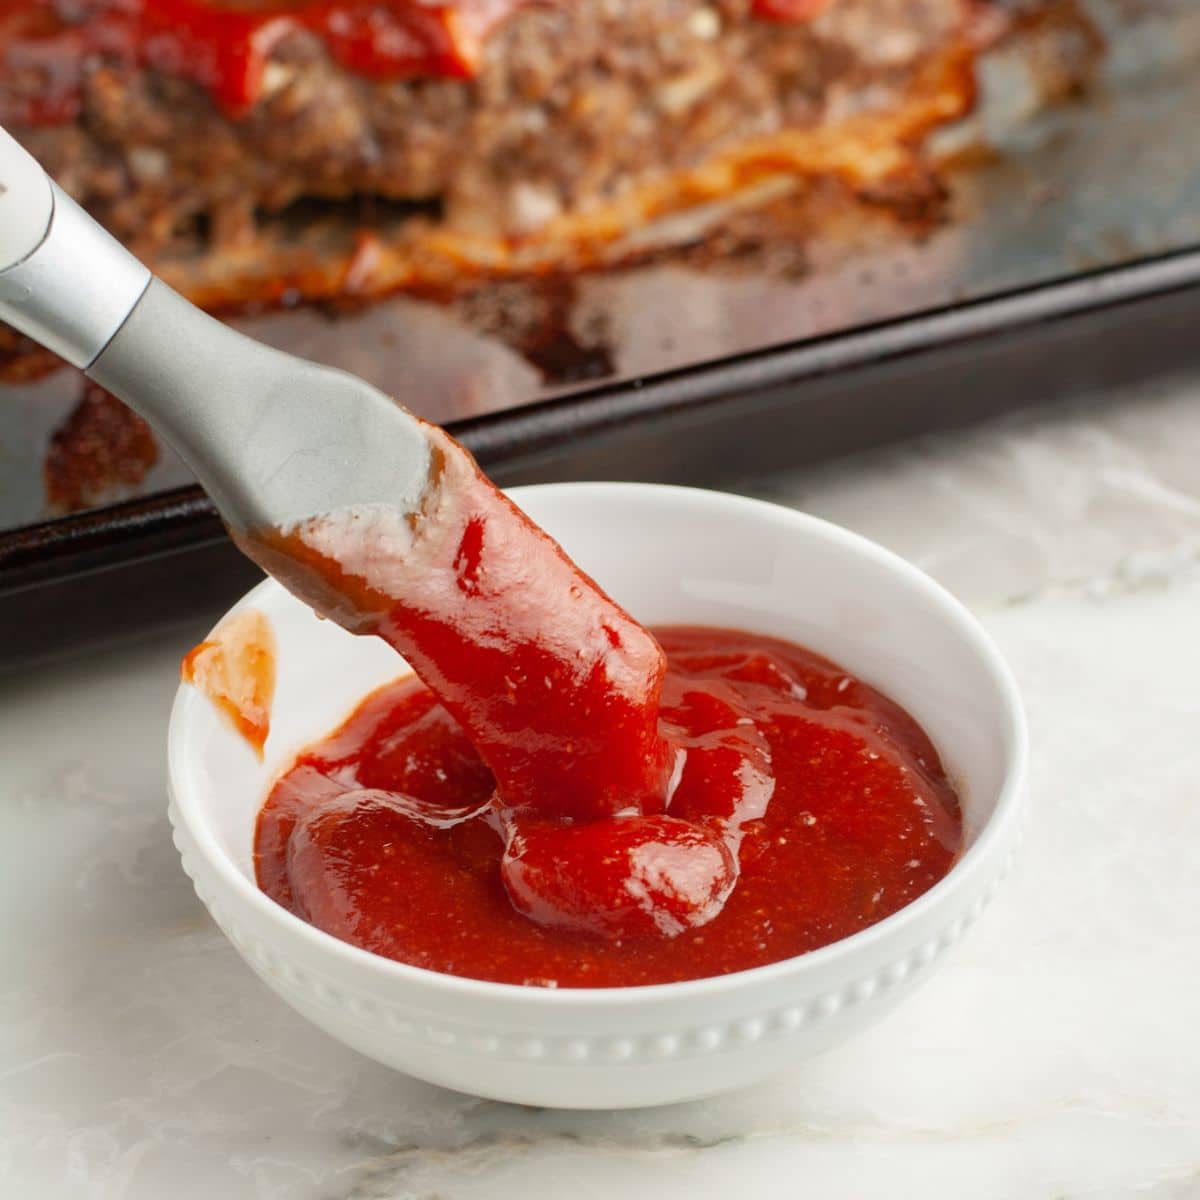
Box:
4;377;1200;1198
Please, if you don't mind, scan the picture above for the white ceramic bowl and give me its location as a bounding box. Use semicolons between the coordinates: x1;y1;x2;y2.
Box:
168;482;1027;1109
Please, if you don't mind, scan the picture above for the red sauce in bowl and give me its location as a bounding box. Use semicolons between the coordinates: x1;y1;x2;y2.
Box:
254;622;961;987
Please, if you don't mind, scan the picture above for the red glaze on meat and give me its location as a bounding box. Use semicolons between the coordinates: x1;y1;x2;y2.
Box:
3;0;835;124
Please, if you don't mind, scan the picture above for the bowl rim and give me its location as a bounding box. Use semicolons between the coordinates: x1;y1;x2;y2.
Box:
168;481;1028;1007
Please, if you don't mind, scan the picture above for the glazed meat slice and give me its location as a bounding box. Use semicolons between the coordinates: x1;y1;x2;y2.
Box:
7;0;1100;387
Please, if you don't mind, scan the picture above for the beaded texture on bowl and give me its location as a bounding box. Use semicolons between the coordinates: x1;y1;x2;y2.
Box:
168;799;1021;1067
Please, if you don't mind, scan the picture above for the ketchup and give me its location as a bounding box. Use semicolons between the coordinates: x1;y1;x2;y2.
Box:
256;625;960;986
3;0;837;126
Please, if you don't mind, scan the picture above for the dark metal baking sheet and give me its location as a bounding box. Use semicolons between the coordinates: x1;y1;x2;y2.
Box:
0;0;1198;665
3;0;1197;529
3;248;1199;668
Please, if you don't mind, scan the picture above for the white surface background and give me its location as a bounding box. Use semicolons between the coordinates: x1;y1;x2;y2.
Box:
4;376;1200;1197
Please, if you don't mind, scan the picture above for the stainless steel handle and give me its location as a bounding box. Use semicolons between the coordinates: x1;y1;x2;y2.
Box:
0;124;52;270
0;126;150;368
89;279;433;532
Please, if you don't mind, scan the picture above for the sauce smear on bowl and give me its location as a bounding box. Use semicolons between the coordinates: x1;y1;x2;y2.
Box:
182;607;276;757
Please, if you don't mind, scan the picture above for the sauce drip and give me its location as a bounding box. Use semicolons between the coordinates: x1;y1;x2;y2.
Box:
239;425;675;828
256;625;961;986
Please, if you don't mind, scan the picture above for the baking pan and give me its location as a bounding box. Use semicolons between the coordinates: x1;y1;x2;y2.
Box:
3;248;1198;668
1;0;1198;663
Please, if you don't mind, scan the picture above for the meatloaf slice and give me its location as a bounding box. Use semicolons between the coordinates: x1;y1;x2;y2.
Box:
3;0;1046;381
6;0;973;251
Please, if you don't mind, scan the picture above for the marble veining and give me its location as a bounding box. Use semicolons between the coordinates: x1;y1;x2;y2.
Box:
5;376;1200;1196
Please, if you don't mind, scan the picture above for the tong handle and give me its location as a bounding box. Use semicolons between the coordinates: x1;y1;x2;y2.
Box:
0;124;150;368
